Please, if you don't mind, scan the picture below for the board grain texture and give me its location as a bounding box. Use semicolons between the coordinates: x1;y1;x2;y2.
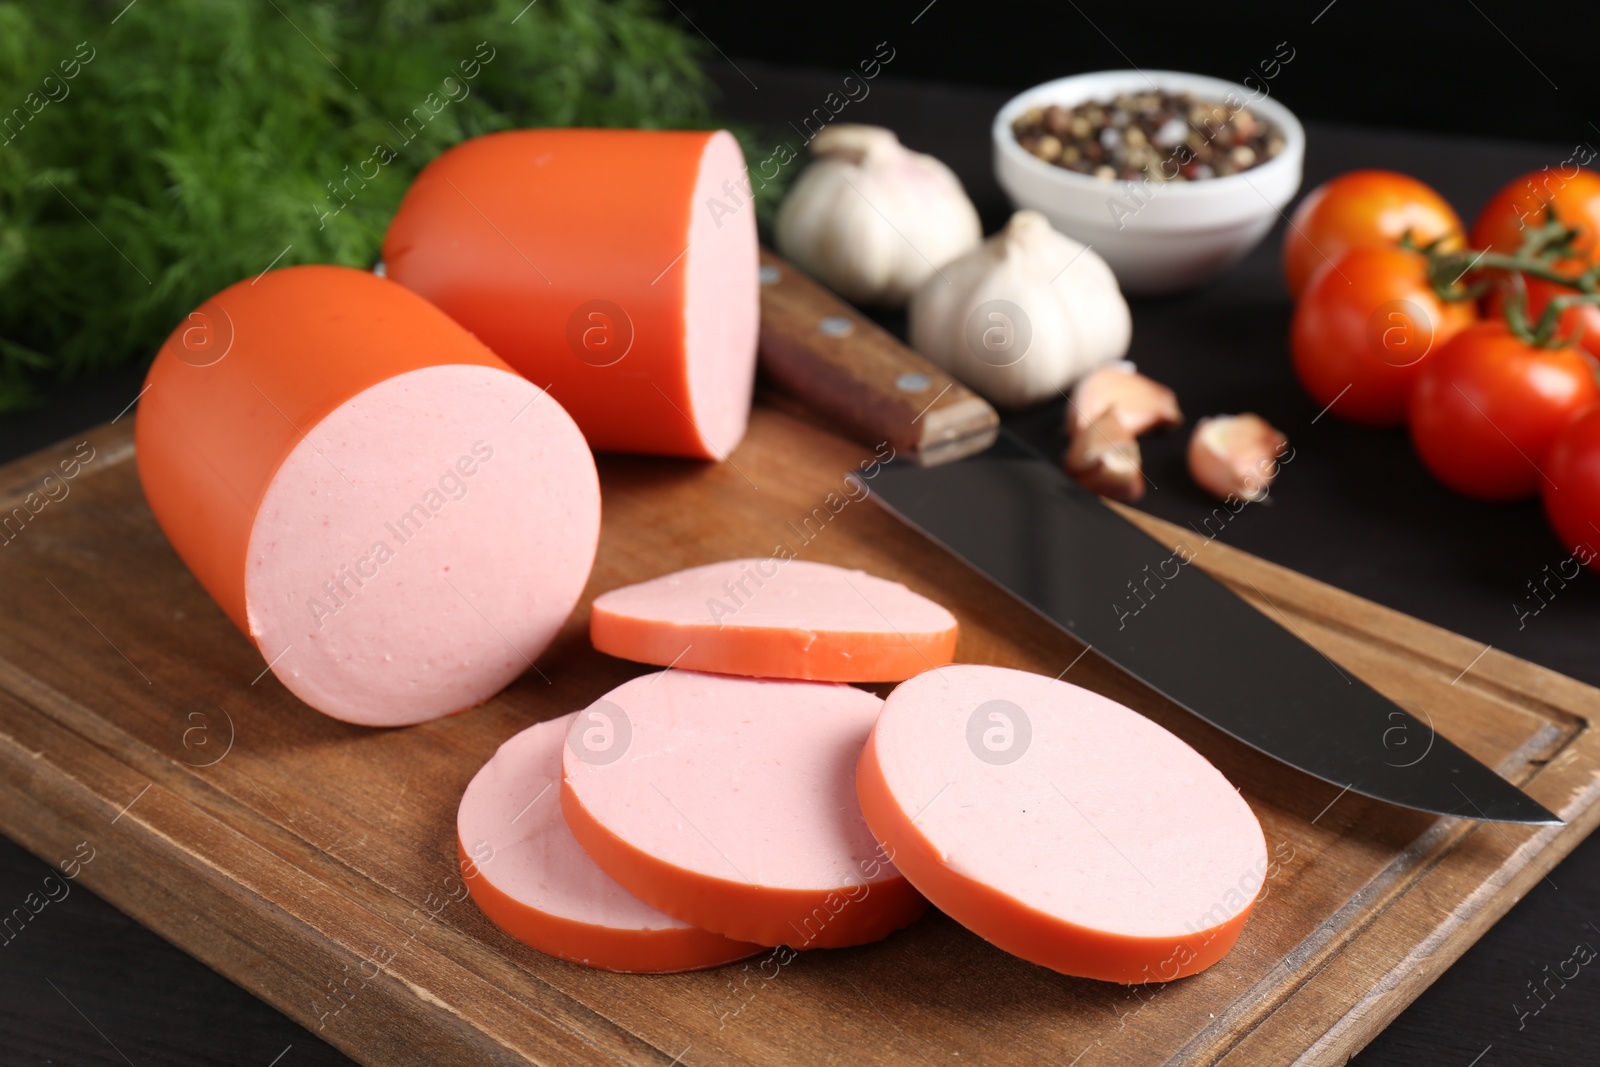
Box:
0;406;1596;1067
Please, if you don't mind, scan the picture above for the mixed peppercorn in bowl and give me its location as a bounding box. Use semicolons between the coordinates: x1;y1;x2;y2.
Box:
1011;89;1287;184
992;70;1305;293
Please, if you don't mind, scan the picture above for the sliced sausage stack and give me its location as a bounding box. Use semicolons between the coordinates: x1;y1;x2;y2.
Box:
460;559;955;970
459;557;1268;983
456;712;762;973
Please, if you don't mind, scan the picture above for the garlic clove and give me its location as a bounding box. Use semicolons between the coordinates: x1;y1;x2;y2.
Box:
1187;414;1288;503
1064;407;1146;502
1067;361;1183;437
774;125;981;308
908;210;1131;410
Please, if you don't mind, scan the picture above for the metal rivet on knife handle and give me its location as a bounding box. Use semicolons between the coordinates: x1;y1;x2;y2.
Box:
756;246;998;467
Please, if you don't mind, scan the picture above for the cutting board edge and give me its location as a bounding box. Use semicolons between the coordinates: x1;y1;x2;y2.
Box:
1220;766;1600;1066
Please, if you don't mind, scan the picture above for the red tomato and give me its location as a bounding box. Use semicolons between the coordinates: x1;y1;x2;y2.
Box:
1544;407;1600;566
1484;269;1600;360
1409;322;1600;501
1283;170;1463;299
1471;168;1600;259
1291;247;1476;425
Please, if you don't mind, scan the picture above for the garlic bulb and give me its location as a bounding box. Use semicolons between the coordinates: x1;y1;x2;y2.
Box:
909;210;1132;409
774;125;981;307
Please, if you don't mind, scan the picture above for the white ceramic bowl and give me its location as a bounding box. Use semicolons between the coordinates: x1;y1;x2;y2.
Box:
993;70;1305;294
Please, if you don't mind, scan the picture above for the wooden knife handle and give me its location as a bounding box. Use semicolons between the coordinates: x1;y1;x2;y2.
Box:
757;249;999;466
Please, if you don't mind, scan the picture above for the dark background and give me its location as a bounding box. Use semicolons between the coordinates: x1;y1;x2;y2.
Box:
681;0;1600;143
6;1;1600;1065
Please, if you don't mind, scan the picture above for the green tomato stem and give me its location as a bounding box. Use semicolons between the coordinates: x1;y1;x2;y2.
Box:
1411;204;1600;348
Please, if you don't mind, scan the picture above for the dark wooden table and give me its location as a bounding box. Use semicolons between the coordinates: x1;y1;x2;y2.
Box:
3;60;1597;1066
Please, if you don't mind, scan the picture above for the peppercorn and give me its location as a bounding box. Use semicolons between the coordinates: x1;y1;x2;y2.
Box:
1012;89;1282;182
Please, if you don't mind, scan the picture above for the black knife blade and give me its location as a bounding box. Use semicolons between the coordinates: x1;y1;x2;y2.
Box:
753;249;1557;826
868;430;1560;826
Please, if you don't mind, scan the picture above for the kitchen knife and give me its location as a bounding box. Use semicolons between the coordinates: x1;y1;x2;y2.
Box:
757;250;1560;826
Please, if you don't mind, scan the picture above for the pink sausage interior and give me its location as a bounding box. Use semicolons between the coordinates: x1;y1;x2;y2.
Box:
593;558;956;635
563;671;896;891
244;365;600;726
683;131;760;458
874;664;1267;939
458;713;703;933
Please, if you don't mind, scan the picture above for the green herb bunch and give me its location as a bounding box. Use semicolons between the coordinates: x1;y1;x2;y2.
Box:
0;0;714;410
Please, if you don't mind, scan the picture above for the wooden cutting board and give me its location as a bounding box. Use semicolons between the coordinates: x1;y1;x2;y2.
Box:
1;406;1597;1066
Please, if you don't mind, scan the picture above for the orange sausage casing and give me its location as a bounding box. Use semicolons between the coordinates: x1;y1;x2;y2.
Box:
137;266;509;631
382;128;759;460
136;266;601;726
